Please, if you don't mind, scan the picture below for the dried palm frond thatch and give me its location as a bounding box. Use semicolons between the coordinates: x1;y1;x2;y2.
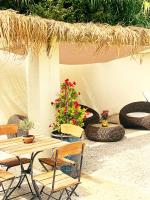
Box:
0;10;150;55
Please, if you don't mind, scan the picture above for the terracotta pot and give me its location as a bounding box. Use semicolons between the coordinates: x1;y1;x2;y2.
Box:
23;135;35;144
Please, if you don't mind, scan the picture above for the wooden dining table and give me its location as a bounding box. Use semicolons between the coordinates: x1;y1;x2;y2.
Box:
0;134;67;199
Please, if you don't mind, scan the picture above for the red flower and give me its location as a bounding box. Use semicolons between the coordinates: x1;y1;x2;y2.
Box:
65;79;69;83
73;81;76;85
55;98;60;102
64;108;68;113
65;79;70;86
72;119;76;125
74;101;79;109
78;92;80;95
69;82;73;87
101;110;109;120
83;115;87;120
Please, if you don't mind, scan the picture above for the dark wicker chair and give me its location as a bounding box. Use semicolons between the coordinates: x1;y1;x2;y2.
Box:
119;101;150;129
80;105;100;129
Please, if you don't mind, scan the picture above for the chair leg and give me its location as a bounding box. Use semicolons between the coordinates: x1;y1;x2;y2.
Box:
58;189;65;200
32;180;42;200
6;166;10;171
66;184;78;200
25;174;34;195
40;186;45;194
1;182;5;193
47;192;53;200
39;160;49;172
66;187;79;197
2;178;15;200
17;175;25;188
65;189;72;200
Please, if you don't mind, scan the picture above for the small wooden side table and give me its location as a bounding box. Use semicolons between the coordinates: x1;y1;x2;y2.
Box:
85;123;125;142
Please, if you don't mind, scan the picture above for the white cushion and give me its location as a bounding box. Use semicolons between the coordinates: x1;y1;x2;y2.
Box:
86;112;93;118
126;112;150;118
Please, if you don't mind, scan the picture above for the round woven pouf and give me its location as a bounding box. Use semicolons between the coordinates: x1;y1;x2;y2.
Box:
85;124;125;142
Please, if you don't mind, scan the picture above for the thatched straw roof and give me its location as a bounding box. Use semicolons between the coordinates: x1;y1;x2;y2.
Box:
0;10;150;55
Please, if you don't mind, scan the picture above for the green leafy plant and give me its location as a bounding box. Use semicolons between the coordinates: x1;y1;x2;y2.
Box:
1;0;150;27
50;79;87;132
19;119;34;134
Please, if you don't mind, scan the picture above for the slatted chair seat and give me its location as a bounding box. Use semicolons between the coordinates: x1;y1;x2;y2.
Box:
0;169;15;200
0;157;30;168
34;170;79;192
0;169;14;181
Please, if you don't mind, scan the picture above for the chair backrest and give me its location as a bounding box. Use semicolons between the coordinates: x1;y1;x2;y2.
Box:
0;124;18;136
56;141;85;158
61;124;84;138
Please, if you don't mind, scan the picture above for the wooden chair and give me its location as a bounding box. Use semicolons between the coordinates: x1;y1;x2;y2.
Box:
0;169;15;200
39;124;84;171
32;141;85;200
0;124;30;171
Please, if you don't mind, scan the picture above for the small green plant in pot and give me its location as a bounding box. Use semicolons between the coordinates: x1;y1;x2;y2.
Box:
19;119;35;143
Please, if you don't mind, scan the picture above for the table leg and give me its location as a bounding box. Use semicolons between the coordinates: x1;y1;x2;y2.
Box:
5;151;43;199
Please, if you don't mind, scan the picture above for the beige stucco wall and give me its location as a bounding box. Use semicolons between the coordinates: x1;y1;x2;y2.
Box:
60;53;150;114
1;45;150;125
0;52;27;124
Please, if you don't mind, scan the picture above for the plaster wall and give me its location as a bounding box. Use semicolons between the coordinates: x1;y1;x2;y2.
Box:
60;53;150;114
0;52;27;124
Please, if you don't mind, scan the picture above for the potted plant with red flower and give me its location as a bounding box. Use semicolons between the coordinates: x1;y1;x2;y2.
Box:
101;110;109;127
50;79;86;138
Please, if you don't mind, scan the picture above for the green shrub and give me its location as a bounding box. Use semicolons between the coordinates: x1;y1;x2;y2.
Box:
0;0;150;27
29;0;91;22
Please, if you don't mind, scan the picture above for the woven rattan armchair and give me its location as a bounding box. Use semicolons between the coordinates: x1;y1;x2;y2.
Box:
119;101;150;129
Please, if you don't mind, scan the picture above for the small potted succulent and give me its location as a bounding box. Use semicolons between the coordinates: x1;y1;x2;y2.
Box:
19;119;35;143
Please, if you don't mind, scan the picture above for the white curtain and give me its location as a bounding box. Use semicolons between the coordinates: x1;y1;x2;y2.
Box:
0;52;27;124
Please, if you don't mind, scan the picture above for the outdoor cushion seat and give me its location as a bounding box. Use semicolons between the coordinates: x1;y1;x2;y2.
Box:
126;112;150;118
119;101;150;129
0;157;30;168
